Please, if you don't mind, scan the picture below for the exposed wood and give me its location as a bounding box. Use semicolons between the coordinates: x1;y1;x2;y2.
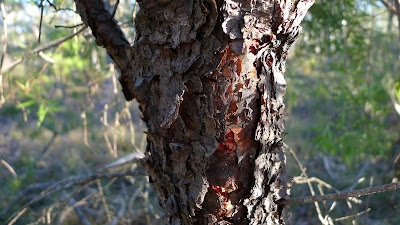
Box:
74;0;315;224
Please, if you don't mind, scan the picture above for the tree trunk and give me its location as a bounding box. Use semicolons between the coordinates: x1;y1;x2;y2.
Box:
74;0;314;224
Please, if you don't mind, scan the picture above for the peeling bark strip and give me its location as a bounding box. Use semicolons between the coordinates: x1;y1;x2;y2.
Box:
74;0;314;224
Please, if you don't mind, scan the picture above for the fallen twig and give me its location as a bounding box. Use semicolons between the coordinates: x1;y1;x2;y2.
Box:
4;171;147;225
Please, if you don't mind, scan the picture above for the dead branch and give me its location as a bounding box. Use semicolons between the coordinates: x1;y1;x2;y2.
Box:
284;143;333;225
46;0;57;10
55;23;84;29
110;196;126;225
0;159;17;178
334;208;371;222
293;176;361;204
59;194;91;224
38;0;44;42
294;176;339;192
30;25;88;55
100;152;144;172
364;177;374;225
278;181;400;205
67;194;91;225
52;185;85;223
4;171;147;225
36;131;58;160
97;179;112;222
6;208;27;225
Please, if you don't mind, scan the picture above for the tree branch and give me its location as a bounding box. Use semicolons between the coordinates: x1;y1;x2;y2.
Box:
73;0;129;71
380;0;398;14
0;1;8;107
73;0;135;100
394;0;400;40
278;181;400;205
1;25;88;74
55;23;84;29
31;25;88;55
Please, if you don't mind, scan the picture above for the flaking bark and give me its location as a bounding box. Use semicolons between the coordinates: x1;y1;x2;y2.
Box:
74;0;314;224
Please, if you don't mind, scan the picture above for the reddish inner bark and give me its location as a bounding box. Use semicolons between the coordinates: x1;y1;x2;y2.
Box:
204;44;259;222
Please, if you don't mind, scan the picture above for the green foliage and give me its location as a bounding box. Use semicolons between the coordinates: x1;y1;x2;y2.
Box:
286;0;399;163
0;1;155;224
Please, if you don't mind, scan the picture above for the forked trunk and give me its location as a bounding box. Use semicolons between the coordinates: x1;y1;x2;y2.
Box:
74;0;314;224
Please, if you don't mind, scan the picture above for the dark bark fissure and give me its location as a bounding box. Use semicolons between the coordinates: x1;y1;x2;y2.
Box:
74;0;314;224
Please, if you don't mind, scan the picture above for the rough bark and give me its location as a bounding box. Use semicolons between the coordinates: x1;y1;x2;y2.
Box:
74;0;314;224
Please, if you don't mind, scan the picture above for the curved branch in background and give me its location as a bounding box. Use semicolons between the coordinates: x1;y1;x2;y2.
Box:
1;25;88;74
30;25;88;54
0;1;8;107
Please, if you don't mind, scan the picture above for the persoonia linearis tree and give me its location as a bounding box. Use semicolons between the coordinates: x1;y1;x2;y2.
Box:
74;0;314;224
